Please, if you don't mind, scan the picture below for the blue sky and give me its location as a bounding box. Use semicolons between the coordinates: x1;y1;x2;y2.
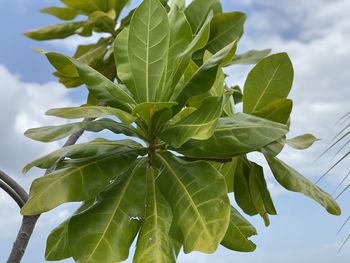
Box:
0;0;350;262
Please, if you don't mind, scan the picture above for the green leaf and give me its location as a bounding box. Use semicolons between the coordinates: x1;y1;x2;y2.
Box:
77;10;116;36
128;0;170;102
182;11;213;54
216;158;238;192
230;49;271;65
61;0;104;13
221;207;257;252
177;113;289;158
133;102;177;126
23;138;143;174
234;158;257;216
21;147;140;215
25;118;142;142
249;162;276;226
114;28;136;95
24;21;84;40
185;0;221;34
286;134;320;150
156;152;230;253
253;99;293;124
41;7;78;20
205;12;246;54
243;53;294;114
45;199;94;261
46;106;136;124
158;5;192;101
68;159;147;263
44;51;136;112
176;42;236;105
134;166;178;263
161;96;223;148
265;156;341;215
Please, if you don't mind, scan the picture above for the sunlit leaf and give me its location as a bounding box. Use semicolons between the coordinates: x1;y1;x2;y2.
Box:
221;207;257;252
178;113;288;158
21;147;140;215
161;97;223;148
243;53;294;114
134;166;178;263
68;159;147;262
128;0;170;102
265;155;341;215
156;152;230;253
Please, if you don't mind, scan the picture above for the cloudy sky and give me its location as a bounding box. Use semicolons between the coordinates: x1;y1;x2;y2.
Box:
0;0;349;262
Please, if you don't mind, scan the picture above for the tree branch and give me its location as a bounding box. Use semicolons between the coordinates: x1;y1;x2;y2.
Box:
0;179;26;208
0;170;28;204
7;118;94;263
179;156;232;163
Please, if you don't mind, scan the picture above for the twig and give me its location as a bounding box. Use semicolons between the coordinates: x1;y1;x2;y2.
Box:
0;170;28;204
0;179;26;208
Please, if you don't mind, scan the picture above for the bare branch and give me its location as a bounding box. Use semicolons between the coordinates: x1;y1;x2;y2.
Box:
0;179;26;208
0;170;28;204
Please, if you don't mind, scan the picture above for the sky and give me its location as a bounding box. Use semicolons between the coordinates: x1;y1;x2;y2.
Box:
0;0;349;262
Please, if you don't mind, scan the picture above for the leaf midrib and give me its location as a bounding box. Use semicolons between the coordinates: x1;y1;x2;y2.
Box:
250;62;282;113
157;154;212;241
85;159;145;261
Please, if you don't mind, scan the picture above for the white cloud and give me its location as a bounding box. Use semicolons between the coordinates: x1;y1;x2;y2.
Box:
0;65;76;178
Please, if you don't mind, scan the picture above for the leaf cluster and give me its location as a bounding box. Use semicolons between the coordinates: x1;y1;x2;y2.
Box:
22;0;341;262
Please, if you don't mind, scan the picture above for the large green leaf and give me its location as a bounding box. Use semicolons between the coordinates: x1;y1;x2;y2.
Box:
177;113;288;158
158;5;192;101
253;99;293;124
265;156;341;215
21;147;140;215
184;0;221;34
46;106;136;124
25;118;142;142
134;166;178;263
205;12;246;54
43;51;136;111
221;207;257;252
40;7;78;20
156;152;230;253
24;22;84;40
45;199;94;261
23;138;143;173
230;49;271;65
243;53;294;114
128;0;170;102
161;96;223;148
175;42;236;105
68;159;147;263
